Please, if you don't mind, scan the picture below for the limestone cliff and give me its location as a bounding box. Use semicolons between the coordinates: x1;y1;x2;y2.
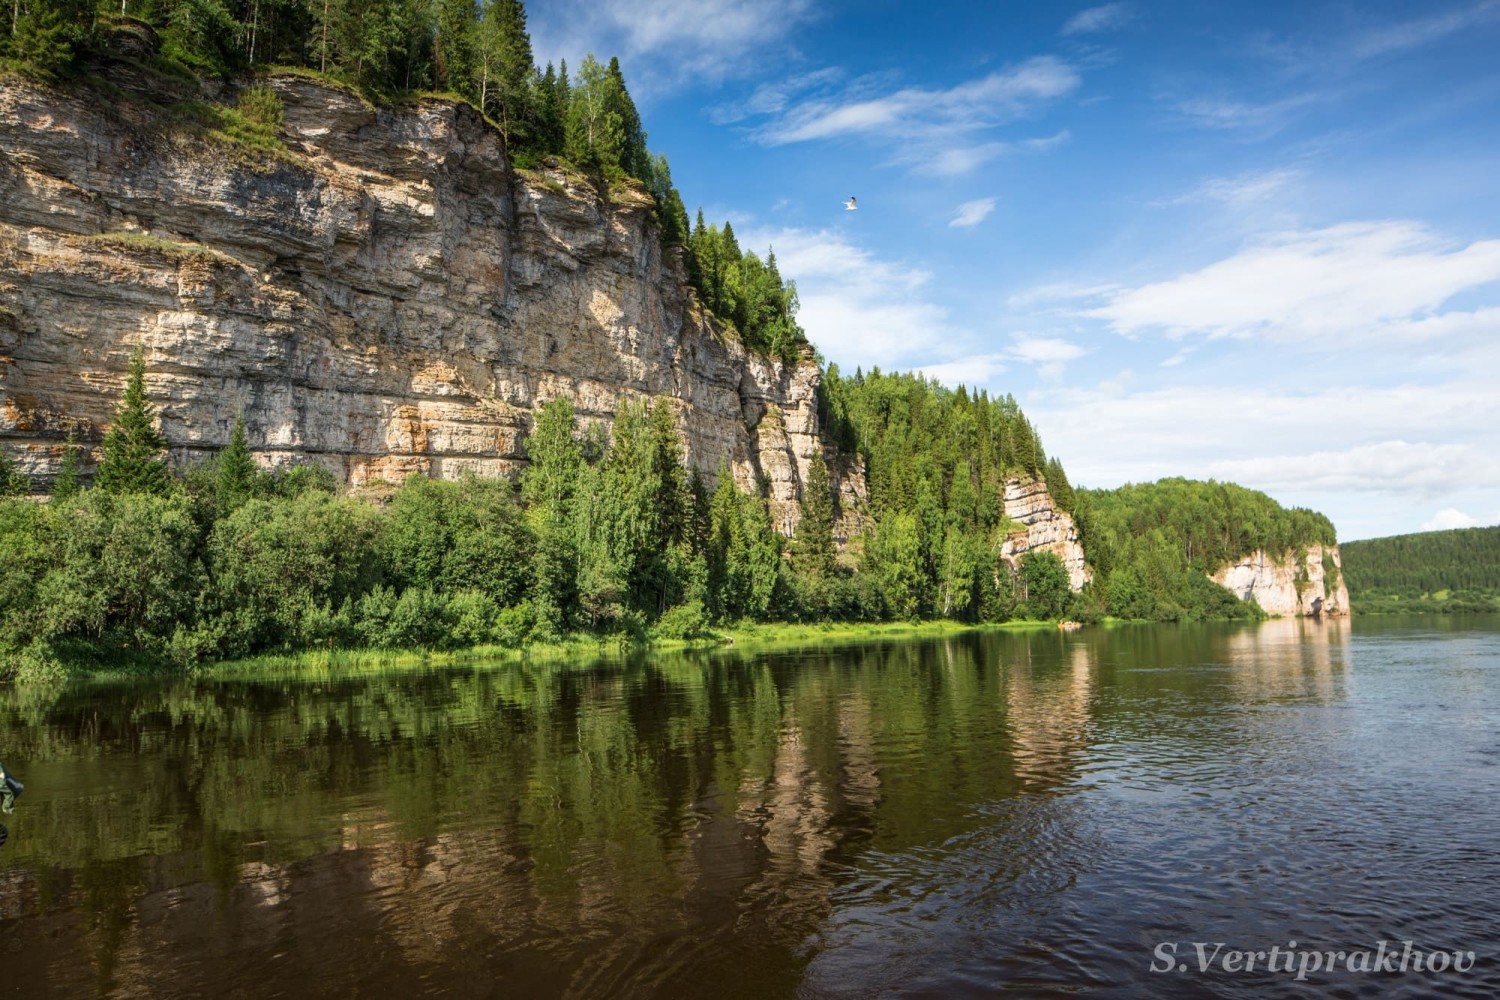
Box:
999;476;1092;591
0;70;846;530
1212;544;1350;617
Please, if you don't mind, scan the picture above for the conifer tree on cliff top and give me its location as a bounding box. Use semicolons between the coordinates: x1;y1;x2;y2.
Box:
97;348;171;496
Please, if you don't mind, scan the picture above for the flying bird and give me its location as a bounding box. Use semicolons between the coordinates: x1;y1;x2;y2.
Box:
844;196;858;211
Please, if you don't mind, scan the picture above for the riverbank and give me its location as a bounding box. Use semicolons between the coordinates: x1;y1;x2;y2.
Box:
28;618;1065;685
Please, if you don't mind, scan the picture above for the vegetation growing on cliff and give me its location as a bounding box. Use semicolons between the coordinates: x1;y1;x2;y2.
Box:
1073;478;1335;622
1341;526;1500;614
1;0;806;360
0;356;1096;677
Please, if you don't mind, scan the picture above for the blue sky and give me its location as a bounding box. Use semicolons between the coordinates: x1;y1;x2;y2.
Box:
529;0;1500;541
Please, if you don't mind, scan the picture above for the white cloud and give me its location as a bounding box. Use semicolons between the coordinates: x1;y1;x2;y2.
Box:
1082;221;1500;343
949;198;997;228
1008;337;1087;364
755;57;1080;146
1421;508;1481;531
912;337;1087;387
915;354;1010;387
1210;441;1500;496
1177;93;1317;131
917;143;1007;176
742;227;953;368
1027;380;1500;496
710;68;845;125
1062;3;1133;35
531;0;817;94
1171;168;1301;207
1351;1;1500;59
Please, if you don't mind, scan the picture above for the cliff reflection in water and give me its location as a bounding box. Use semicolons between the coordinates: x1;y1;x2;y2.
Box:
0;623;1358;999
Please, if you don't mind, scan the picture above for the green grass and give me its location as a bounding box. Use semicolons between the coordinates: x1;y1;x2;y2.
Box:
99;619;1068;683
75;231;235;266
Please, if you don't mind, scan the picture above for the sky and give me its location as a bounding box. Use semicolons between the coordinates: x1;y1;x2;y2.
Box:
527;0;1500;541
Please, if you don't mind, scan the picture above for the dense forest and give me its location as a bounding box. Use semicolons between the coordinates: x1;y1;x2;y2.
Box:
1074;479;1337;622
0;0;805;359
0;353;1083;678
1341;526;1500;614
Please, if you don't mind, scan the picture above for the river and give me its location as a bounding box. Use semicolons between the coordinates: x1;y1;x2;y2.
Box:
1;616;1496;998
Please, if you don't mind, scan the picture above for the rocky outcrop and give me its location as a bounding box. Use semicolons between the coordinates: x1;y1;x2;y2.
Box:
0;70;853;530
1212;543;1350;617
998;476;1091;591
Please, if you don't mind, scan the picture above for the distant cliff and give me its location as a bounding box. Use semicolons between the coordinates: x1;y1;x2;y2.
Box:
0;70;847;532
1212;543;1350;617
1000;476;1091;591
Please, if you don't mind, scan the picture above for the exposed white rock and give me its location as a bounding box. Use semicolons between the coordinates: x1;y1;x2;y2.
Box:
0;73;860;532
1212;543;1351;617
998;476;1092;591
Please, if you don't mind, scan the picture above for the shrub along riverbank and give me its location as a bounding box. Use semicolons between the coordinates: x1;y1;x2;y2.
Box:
1;353;1091;683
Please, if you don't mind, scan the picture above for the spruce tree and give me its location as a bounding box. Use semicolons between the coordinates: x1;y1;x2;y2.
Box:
792;452;836;578
96;348;172;495
52;431;82;500
0;449;29;497
217;414;258;506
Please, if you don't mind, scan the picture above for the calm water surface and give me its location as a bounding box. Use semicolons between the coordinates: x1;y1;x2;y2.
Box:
1;616;1496;998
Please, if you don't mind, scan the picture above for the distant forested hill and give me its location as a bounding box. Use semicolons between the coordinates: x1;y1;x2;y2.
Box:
1341;526;1500;613
1074;478;1337;622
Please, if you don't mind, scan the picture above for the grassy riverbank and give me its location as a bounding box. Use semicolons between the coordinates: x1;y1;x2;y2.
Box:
186;618;1068;681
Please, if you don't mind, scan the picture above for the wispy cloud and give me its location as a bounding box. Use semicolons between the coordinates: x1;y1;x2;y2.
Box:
755;56;1079;145
1078;221;1500;343
1062;3;1133;36
1351;0;1500;59
915;336;1088;386
530;0;818;95
1169;167;1301;207
1176;93;1318;131
1209;441;1500;496
709;68;845;125
949;198;997;228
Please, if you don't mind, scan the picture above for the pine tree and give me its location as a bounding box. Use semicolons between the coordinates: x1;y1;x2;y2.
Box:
605;56;646;178
217;414;258;506
564;54;623;174
10;0;94;79
434;0;475;94
473;0;533;143
97;348;172;495
791;452;836;578
0;449;29;497
52;431;82;500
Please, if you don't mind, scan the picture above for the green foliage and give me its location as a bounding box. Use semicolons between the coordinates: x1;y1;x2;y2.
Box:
96;348;172;496
1076;477;1331;621
214;414;260;510
0;450;29;497
791;452;836;579
685;216;805;359
1018;550;1070;620
6;0;94;79
51;433;83;501
237;84;284;130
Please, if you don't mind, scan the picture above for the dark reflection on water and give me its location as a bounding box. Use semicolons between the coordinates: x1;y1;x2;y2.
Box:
1;616;1497;998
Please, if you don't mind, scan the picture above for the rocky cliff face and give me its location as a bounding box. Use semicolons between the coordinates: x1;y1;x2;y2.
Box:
999;476;1092;591
0;70;843;529
1212;544;1350;617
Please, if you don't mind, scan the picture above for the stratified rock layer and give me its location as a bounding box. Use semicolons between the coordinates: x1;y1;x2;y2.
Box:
1212;543;1351;616
999;476;1092;591
0;72;838;528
